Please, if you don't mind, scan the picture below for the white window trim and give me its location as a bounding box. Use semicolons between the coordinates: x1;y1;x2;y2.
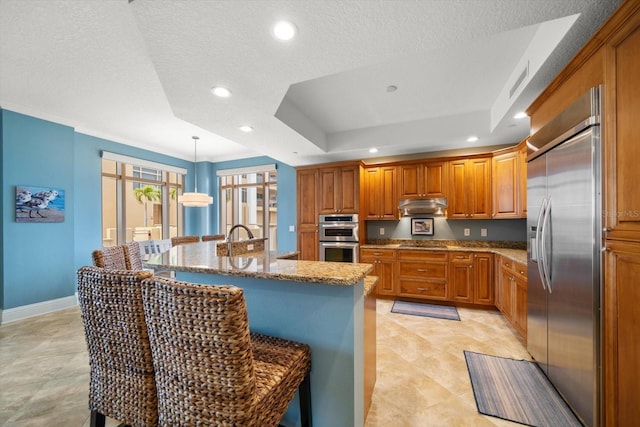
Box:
101;151;187;175
216;164;276;176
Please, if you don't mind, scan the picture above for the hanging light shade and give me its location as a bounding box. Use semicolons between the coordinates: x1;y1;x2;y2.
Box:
178;136;213;207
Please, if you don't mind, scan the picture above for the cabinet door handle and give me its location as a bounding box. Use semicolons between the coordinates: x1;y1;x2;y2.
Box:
417;268;428;272
417;288;427;292
519;270;525;275
456;255;466;259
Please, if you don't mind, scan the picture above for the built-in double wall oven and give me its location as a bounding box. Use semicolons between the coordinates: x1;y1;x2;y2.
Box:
318;214;359;263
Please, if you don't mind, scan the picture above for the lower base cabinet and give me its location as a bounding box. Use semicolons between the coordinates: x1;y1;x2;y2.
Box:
448;252;494;305
397;250;449;300
603;240;640;427
360;248;397;297
497;255;527;338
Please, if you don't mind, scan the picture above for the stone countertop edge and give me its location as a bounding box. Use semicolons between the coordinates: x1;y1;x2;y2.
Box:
144;248;374;287
364;276;379;297
361;241;527;265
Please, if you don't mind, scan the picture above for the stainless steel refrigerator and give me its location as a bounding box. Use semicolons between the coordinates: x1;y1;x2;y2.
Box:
527;86;601;427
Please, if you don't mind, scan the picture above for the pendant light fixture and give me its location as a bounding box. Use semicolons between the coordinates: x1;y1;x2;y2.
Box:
178;136;213;207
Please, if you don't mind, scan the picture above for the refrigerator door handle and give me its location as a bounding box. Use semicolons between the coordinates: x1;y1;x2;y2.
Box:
536;197;548;290
541;197;553;293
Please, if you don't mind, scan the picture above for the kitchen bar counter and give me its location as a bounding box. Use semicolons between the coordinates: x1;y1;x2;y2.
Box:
144;240;372;285
362;239;527;265
143;242;374;427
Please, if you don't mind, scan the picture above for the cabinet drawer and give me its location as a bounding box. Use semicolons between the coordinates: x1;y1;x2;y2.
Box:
398;261;447;280
500;257;514;270
397;250;449;261
450;252;473;262
514;262;527;279
360;248;396;260
398;279;447;299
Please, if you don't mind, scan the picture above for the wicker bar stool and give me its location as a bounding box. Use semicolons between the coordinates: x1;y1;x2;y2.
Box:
201;233;225;241
141;277;312;427
122;241;144;270
77;266;158;427
170;235;200;246
91;245;127;270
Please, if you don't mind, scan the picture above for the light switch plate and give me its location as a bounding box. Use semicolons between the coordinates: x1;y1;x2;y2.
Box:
289;225;295;232
379;227;385;235
464;228;470;236
481;228;487;237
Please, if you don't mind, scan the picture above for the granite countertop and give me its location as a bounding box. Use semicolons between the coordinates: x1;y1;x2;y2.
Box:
144;241;373;286
362;239;527;265
364;276;379;297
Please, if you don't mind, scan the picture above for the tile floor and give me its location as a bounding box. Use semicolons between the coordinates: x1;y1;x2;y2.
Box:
0;300;530;427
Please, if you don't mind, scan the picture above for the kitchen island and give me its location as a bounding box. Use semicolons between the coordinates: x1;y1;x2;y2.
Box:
144;241;374;427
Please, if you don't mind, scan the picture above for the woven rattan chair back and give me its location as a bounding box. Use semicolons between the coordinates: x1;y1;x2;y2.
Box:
141;277;312;427
170;235;200;246
91;245;127;270
122;241;144;270
77;266;157;427
201;233;226;242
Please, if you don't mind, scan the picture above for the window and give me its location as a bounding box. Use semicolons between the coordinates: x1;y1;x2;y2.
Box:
218;165;277;250
101;152;186;246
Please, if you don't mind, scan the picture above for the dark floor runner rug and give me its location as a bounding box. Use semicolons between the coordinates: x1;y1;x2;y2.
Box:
391;300;460;321
464;350;583;427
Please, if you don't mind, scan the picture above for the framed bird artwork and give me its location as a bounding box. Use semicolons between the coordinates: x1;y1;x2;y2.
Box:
15;185;65;223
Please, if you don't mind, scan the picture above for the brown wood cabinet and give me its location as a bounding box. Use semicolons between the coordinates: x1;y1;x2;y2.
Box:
360;248;397;297
449;252;494;305
397;250;448;300
496;256;526;338
398;161;447;199
448;157;492;219
449;252;473;303
318;164;359;214
492;142;527;219
604;240;640;427
601;6;640;426
526;3;640;424
362;166;398;220
296;168;319;260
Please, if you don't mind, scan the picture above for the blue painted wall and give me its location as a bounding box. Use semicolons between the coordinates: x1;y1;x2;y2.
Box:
367;217;527;241
1;109;299;311
2;111;76;308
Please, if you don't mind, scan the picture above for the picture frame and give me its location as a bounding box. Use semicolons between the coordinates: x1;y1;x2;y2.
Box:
411;218;434;236
15;185;65;223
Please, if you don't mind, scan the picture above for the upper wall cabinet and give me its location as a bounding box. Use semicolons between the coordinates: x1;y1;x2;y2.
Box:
448;157;492;219
398;161;448;199
492;141;527;219
318;164;360;214
362;166;398;220
604;9;640;242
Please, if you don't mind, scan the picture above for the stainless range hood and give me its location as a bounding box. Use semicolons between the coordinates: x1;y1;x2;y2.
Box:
398;198;448;216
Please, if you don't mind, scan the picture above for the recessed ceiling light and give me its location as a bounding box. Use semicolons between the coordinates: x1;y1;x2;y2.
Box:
467;136;479;142
514;111;527;119
369;148;378;153
272;21;297;41
211;86;231;98
239;125;254;132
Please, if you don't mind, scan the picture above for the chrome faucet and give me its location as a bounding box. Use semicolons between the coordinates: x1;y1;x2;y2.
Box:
227;224;254;255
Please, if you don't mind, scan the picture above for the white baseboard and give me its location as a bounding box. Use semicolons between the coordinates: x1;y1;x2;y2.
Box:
1;294;78;324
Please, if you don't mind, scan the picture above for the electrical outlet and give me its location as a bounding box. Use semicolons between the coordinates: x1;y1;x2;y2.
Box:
247;244;254;251
289;225;295;232
481;228;487;237
379;227;385;235
464;228;471;236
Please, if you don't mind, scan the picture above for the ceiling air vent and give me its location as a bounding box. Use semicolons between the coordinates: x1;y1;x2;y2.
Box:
509;62;529;99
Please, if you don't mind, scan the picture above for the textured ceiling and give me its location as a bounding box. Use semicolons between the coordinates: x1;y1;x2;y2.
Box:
0;0;620;166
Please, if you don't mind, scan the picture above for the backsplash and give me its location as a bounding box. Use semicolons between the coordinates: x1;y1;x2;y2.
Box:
366;217;526;242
